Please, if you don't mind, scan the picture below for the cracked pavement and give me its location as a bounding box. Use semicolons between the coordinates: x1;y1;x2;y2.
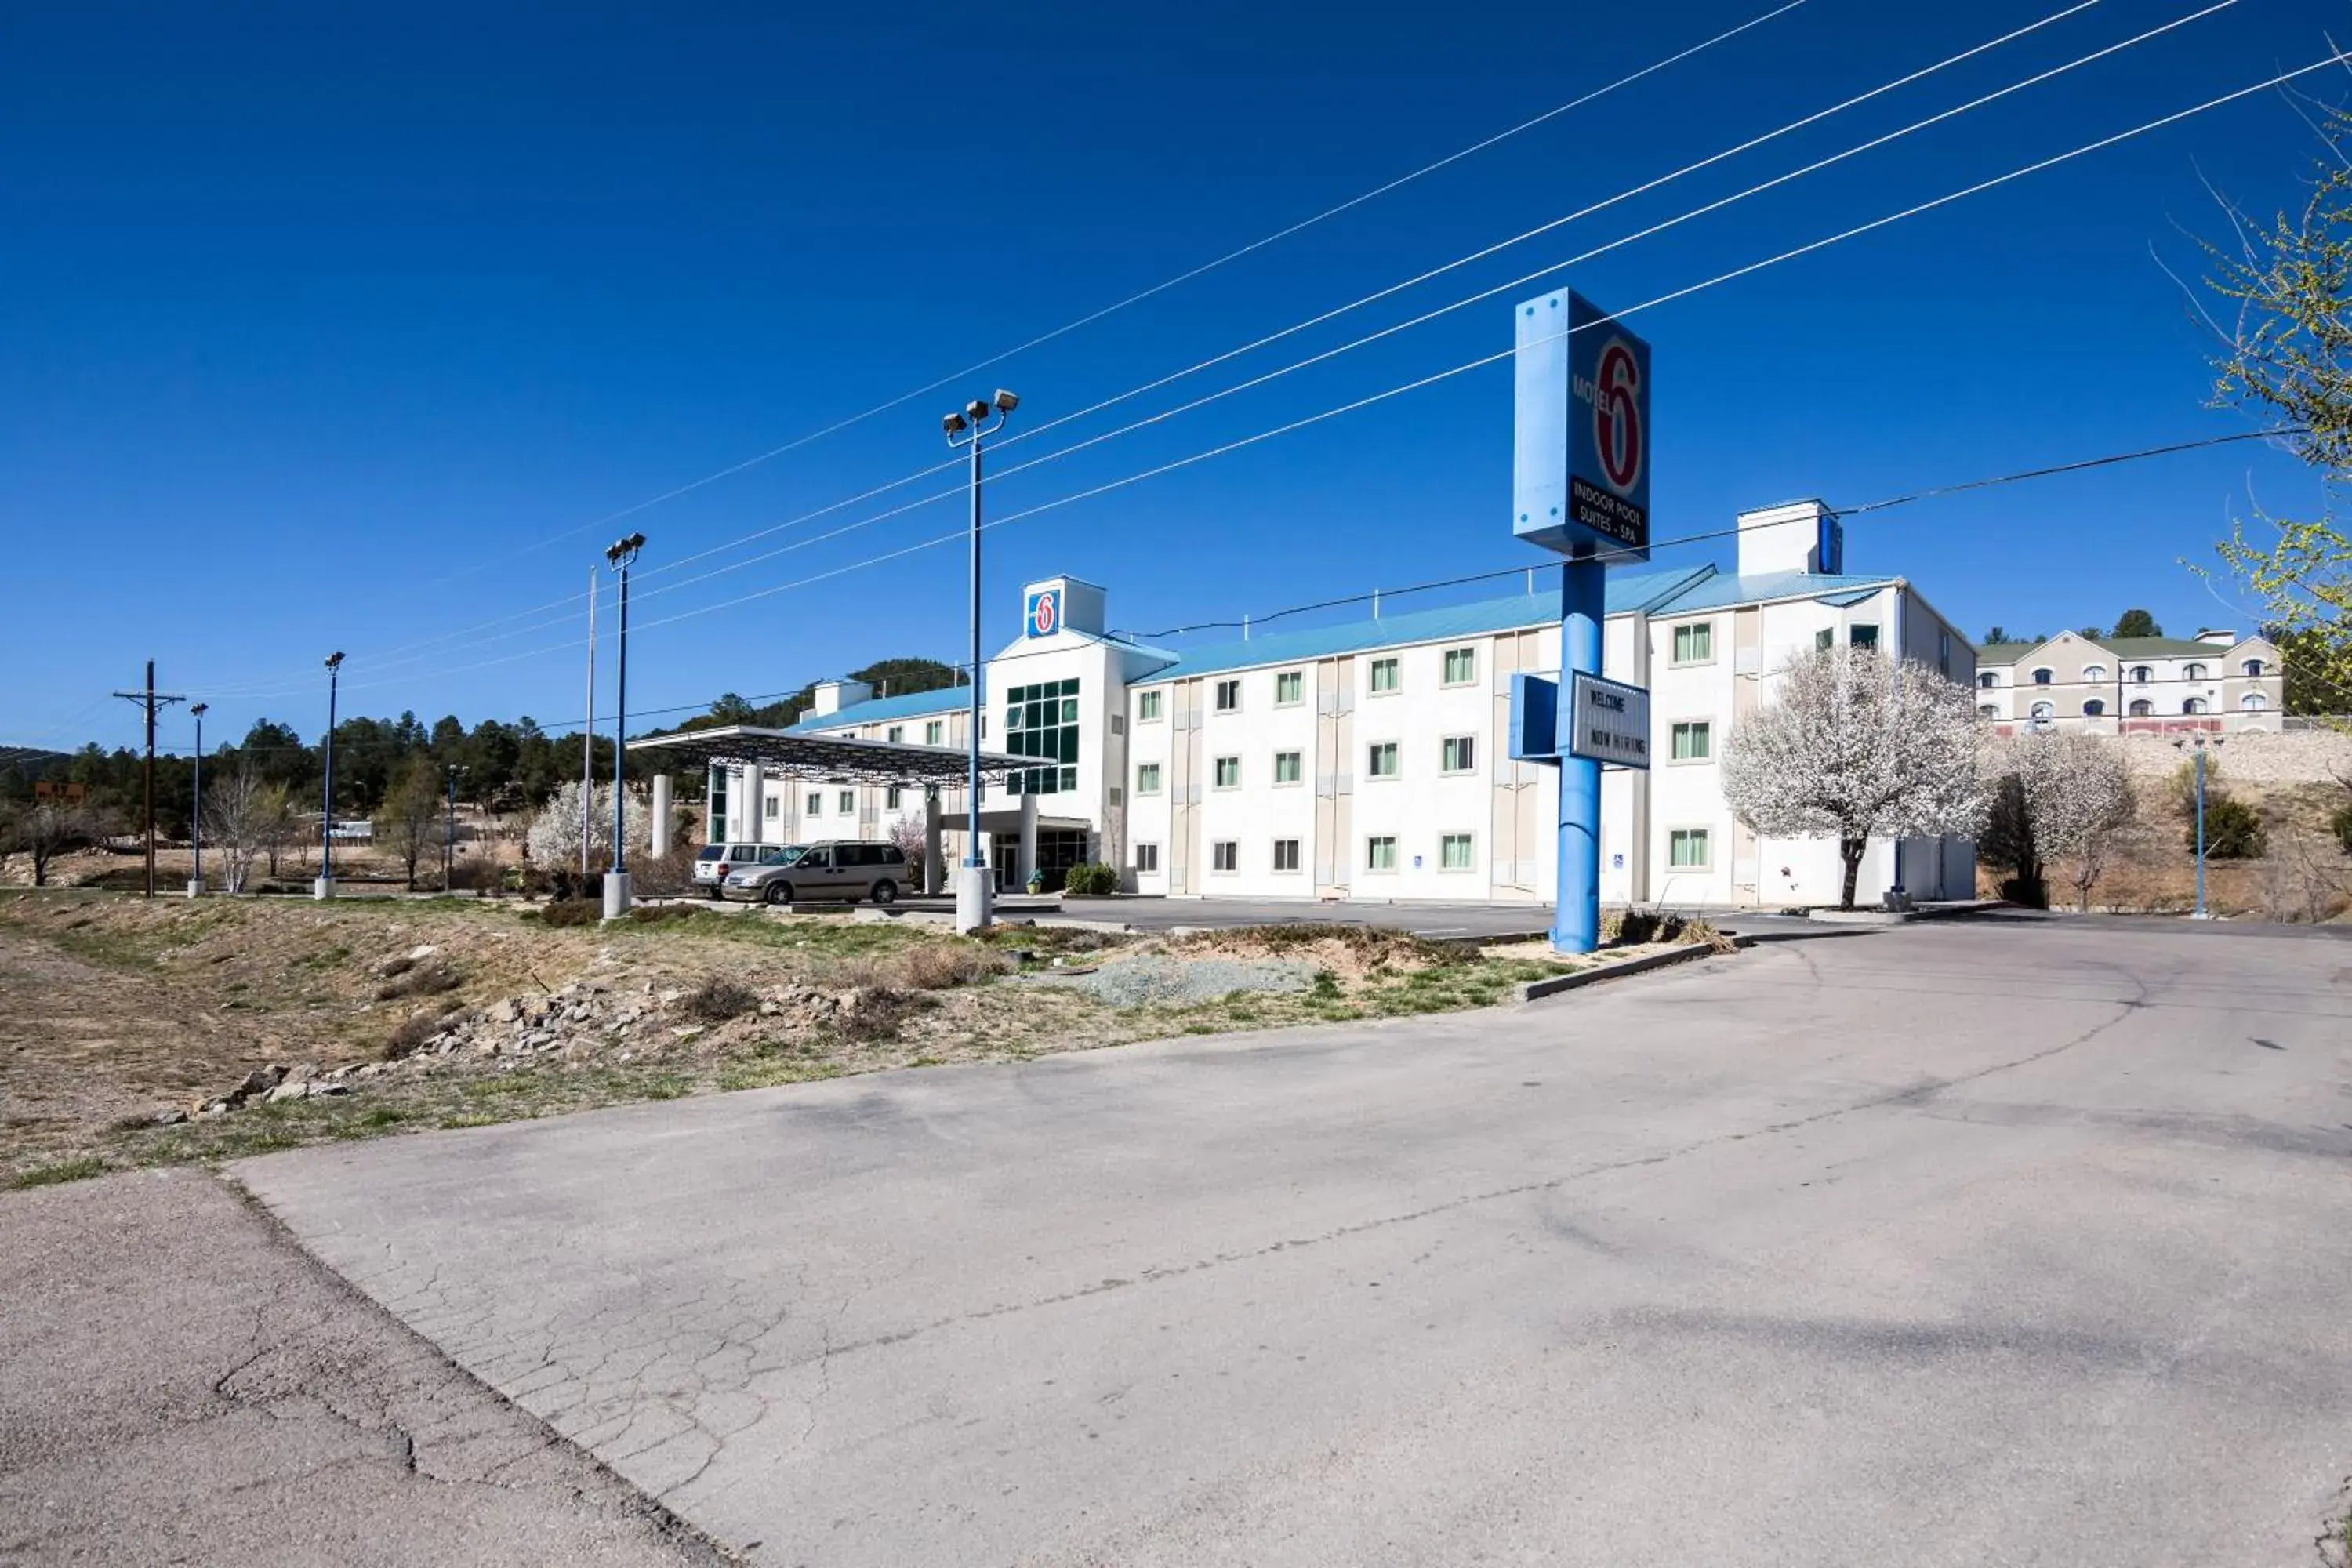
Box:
237;918;2352;1565
0;1165;729;1566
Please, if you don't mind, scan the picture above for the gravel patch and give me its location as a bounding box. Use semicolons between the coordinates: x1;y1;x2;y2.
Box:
1042;954;1318;1008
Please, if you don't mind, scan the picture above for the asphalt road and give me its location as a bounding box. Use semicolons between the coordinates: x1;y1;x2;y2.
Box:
238;919;2352;1566
0;1167;727;1567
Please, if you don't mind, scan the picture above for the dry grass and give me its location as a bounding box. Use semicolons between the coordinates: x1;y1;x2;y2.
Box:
0;891;1726;1185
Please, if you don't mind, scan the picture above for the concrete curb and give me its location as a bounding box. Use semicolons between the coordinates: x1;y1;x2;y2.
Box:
1515;940;1722;1002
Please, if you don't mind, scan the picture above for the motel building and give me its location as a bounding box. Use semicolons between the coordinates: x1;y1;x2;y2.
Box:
689;500;1979;909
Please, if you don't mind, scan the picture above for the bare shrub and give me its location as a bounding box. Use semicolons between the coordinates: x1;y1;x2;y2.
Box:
895;942;1011;990
2255;830;2352;924
383;1003;461;1060
537;898;600;928
678;975;757;1022
373;963;462;1002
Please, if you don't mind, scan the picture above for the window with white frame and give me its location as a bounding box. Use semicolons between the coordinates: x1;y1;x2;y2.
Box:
2031;667;2053;685
1110;714;1124;735
1815;628;1834;652
1979;703;1999;718
1849;624;1879;650
1275;670;1303;706
1213;756;1240;789
2183;697;2207;715
1272;750;1302;785
1211;840;1239;873
805;792;822;815
2183;662;2206;681
2029;700;2055;721
1367;741;1399;779
1135;762;1162;795
1978;672;1997;688
1368;656;1399;694
1138;690;1163;722
1214;678;1241;713
1439;833;1473;871
764;796;780;819
1668;827;1711;869
1365;835;1397;872
887;724;903;743
838;789;855;815
1439;735;1476;774
2082;699;2105;717
1272;838;1301;872
885;786;902;809
2082;664;2107;683
1670;720;1711;761
2243;658;2264;678
2129;699;2153;717
2242;691;2267;710
1671;621;1714;665
1134;842;1160;873
2130;666;2151;684
1442;646;1477;686
924;720;944;745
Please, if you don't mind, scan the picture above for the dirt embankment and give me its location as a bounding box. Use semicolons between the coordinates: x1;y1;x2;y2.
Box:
1;894;1628;1185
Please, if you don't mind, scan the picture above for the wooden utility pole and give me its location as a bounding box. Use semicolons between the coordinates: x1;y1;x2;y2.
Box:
112;660;185;898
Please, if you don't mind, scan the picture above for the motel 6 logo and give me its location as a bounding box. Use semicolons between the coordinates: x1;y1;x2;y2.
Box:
1591;336;1645;498
1025;586;1062;638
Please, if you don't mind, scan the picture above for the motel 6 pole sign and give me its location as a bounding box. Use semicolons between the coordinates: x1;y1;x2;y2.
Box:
1509;290;1653;955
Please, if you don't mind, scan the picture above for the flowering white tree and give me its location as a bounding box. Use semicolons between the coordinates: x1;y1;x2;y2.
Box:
525;780;648;869
1721;645;1986;909
201;764;268;894
1992;729;2136;910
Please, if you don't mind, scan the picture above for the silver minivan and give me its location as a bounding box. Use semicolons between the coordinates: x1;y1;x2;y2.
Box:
722;840;907;906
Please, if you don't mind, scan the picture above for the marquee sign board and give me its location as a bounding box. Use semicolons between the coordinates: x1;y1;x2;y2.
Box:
1514;291;1651;562
1565;672;1651;770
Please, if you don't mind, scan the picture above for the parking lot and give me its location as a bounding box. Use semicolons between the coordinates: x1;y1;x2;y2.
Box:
232;915;2352;1566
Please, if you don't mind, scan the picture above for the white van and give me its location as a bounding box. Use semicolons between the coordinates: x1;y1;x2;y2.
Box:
692;842;798;895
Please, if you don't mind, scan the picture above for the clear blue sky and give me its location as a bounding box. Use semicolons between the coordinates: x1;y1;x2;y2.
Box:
2;0;2341;755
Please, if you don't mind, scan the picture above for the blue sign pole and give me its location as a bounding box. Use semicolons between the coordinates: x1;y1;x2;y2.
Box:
1513;289;1651;957
1555;560;1606;953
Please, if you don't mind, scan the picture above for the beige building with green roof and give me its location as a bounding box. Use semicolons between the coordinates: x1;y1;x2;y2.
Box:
1974;627;2281;734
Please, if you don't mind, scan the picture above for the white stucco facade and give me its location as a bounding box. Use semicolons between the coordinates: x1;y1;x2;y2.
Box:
758;504;1980;910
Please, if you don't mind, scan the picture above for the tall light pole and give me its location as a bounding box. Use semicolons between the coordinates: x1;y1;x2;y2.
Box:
187;702;208;898
2172;731;2226;920
601;532;646;919
444;762;467;892
316;653;345;900
943;389;1018;934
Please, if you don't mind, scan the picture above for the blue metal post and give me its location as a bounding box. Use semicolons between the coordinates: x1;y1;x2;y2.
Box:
966;430;984;882
322;664;338;880
1554;558;1606;954
2193;744;2206;919
611;556;630;875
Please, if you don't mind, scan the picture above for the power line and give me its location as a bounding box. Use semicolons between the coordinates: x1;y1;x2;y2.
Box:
199;49;2344;704
90;426;2322;762
206;0;2054;691
409;1;1807;590
209;0;2171;695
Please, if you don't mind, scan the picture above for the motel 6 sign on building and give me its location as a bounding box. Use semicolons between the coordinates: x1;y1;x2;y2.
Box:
1024;586;1063;639
1509;289;1654;953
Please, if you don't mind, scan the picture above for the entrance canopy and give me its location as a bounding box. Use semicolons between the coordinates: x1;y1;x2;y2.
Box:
626;724;1025;786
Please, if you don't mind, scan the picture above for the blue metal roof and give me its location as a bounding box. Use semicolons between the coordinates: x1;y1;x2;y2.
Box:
1142;567;1716;683
1653;568;1896;614
786;685;971;735
793;566;1904;717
